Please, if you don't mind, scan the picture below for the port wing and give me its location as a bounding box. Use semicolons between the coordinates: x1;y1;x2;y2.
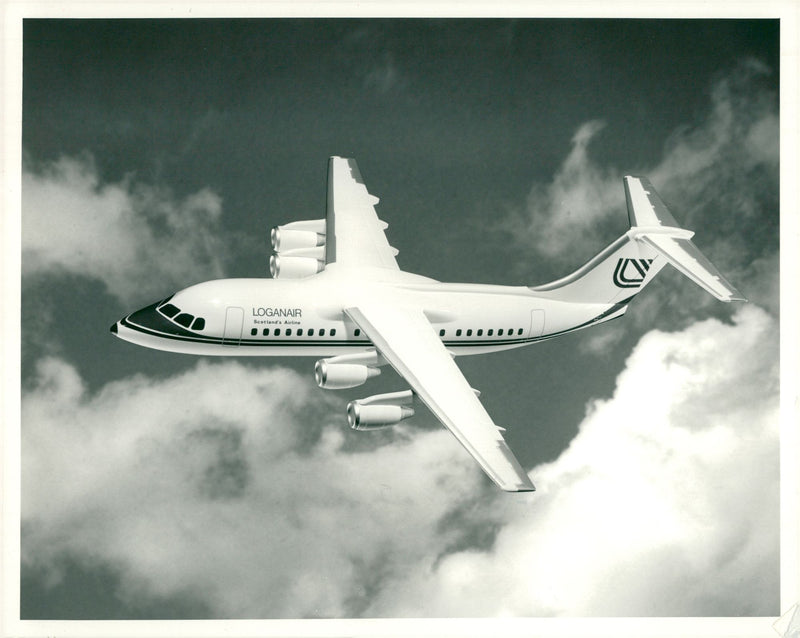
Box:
345;303;535;492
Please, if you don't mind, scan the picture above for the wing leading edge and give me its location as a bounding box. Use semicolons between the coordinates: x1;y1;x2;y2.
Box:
345;303;535;492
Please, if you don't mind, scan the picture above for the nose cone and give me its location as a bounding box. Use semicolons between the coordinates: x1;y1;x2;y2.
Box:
110;322;119;335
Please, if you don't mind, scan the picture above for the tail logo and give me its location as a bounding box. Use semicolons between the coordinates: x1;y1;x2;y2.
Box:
613;258;654;288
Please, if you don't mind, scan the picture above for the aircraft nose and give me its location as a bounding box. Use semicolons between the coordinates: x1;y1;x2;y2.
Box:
127;302;165;331
123;300;187;336
110;321;118;335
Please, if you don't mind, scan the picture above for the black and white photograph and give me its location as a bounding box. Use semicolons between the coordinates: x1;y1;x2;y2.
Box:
3;5;797;637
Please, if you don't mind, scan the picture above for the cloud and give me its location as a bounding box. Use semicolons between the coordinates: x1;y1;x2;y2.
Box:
341;25;407;97
518;119;621;260
21;358;484;618
22;154;228;305
363;305;779;617
650;58;779;190
22;305;778;618
364;52;403;95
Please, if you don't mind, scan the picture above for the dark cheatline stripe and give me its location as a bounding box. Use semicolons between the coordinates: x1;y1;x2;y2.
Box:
122;315;364;348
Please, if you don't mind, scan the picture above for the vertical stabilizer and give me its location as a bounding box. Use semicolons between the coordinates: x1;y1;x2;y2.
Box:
531;176;746;304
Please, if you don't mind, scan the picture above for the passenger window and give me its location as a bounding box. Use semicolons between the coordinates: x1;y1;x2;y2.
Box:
319;328;325;336
354;329;361;337
439;329;445;337
518;328;523;335
456;329;462;337
286;329;292;336
161;304;180;318
498;329;504;336
487;329;493;336
274;328;281;336
191;317;205;331
330;328;336;336
467;329;473;337
250;328;257;336
308;329;314;336
263;328;269;336
175;313;193;328
477;329;483;336
297;329;303;336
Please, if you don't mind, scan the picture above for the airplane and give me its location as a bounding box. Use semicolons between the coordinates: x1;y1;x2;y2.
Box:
110;156;745;492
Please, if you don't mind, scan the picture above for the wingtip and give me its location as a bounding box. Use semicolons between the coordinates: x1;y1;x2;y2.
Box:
719;286;747;303
510;485;536;493
502;479;536;493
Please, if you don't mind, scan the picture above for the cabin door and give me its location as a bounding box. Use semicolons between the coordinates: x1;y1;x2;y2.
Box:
530;309;545;338
223;307;244;346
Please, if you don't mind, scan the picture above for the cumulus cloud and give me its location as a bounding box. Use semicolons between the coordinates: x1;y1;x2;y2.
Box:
22;154;228;305
22;359;484;618
22;305;778;618
364;305;779;617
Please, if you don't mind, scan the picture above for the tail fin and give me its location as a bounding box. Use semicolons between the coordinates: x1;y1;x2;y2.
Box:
624;176;746;302
530;176;746;304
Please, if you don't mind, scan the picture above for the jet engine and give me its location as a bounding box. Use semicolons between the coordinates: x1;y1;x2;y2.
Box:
315;351;384;389
270;219;326;279
315;361;381;389
347;390;415;430
271;227;325;253
269;254;324;279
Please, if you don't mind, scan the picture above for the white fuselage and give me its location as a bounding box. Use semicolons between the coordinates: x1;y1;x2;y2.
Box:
113;265;626;358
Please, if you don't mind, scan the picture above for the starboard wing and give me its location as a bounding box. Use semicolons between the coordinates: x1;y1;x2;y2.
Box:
325;156;400;270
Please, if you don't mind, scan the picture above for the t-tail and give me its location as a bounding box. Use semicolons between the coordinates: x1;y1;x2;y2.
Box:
531;175;746;305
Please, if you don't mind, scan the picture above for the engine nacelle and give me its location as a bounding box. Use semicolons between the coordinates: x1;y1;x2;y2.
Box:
270;219;326;252
270;255;324;279
315;360;381;389
271;228;325;253
347;402;415;430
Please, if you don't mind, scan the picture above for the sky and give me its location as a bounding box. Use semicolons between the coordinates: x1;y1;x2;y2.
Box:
6;12;790;628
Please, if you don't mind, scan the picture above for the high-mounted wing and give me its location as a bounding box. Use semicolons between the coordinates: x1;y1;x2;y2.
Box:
326;156;400;270
345;303;535;492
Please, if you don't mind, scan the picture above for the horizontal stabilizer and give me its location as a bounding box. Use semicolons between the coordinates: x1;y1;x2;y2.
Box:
624;176;746;303
636;233;746;302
